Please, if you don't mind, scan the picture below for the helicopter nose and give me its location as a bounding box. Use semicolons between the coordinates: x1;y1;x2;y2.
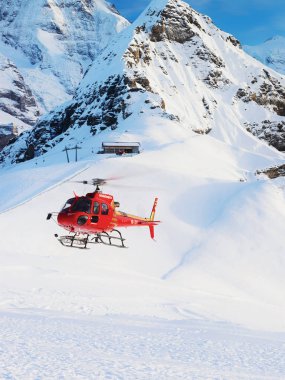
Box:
57;211;68;226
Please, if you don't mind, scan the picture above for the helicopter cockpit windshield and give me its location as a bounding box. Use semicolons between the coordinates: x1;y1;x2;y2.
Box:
71;197;91;213
61;198;75;212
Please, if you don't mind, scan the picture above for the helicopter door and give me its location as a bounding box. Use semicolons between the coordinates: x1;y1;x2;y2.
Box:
101;203;109;216
100;202;112;229
99;202;111;228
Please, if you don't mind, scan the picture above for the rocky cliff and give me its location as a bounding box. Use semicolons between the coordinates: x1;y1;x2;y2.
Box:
0;54;39;130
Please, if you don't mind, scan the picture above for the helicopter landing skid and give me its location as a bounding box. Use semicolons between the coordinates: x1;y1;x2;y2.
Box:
55;229;126;249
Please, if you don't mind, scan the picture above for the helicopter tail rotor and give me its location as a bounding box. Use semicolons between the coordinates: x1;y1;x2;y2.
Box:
150;197;158;222
148;198;159;239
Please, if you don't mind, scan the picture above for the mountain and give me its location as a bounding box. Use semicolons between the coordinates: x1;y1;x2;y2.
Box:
244;36;285;75
0;0;129;123
2;0;285;165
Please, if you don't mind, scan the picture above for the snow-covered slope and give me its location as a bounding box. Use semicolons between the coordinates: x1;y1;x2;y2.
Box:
0;0;129;117
1;121;285;323
244;36;285;75
0;105;285;377
3;0;285;165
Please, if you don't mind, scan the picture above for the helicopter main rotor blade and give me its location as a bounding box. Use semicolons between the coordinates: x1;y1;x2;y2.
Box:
70;176;124;186
70;178;105;185
106;183;162;191
68;171;163;190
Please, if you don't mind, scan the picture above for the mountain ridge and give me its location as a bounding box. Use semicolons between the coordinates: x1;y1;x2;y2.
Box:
2;0;285;165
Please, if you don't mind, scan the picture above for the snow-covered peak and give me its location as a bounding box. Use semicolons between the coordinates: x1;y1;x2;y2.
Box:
79;0;237;89
244;35;285;75
265;35;285;43
0;0;128;61
0;0;129;115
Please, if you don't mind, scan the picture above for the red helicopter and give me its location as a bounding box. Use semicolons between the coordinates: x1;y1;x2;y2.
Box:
47;178;160;249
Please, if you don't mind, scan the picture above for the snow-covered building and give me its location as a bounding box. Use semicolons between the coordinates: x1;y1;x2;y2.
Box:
101;142;141;154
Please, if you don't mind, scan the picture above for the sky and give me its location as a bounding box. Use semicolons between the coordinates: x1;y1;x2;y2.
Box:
113;0;285;45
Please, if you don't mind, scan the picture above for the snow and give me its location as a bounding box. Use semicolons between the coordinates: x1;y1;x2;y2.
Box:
1;120;285;376
22;67;73;112
102;142;140;147
244;36;285;75
1;312;285;379
0;110;31;132
37;29;64;56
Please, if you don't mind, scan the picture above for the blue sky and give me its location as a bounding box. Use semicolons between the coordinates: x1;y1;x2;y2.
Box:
114;0;285;45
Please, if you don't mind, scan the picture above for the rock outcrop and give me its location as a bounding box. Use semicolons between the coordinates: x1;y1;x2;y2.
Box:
0;54;39;127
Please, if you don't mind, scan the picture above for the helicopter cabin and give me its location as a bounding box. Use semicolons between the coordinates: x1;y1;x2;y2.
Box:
101;142;140;155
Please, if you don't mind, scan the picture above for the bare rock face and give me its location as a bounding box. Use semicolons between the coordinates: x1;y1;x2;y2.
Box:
0;124;17;151
245;120;285;151
236;70;285;117
226;35;241;49
0;54;40;126
257;164;285;179
149;2;201;43
20;75;131;157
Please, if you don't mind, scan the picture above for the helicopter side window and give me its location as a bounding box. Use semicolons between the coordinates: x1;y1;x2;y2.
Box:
71;197;91;213
93;202;100;215
61;198;75;211
101;203;109;215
